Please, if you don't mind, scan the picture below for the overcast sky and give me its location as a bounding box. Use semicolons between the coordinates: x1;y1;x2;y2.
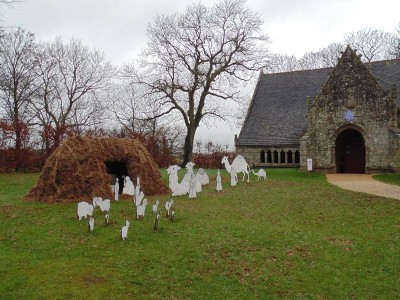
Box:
2;0;400;148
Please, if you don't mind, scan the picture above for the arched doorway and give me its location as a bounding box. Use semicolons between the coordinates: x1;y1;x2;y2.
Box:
335;128;365;173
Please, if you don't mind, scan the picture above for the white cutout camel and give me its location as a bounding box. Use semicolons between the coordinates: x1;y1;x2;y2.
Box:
221;155;250;182
252;169;267;181
167;165;190;196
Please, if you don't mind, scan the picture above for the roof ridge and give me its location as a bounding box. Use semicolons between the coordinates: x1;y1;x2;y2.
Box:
264;58;400;76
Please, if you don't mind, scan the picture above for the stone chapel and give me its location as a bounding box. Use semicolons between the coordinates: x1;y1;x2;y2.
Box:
236;46;400;173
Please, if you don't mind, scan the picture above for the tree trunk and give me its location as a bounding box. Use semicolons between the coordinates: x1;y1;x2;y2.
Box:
14;120;21;172
181;125;196;167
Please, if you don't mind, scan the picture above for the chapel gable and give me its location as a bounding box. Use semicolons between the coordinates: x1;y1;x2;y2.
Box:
313;46;397;125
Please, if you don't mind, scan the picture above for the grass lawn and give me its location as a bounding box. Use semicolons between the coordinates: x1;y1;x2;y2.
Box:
373;173;400;186
1;169;400;299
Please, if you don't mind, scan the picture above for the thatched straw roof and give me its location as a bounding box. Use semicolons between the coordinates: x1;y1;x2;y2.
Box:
27;136;168;203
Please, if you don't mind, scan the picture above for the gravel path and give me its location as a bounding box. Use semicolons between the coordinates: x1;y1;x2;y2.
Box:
326;174;400;200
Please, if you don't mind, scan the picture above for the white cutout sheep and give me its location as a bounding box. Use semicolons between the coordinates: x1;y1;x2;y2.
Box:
136;199;148;219
165;199;174;217
88;217;94;232
252;169;267;181
92;197;103;208
121;220;129;240
99;199;110;212
77;201;94;220
152;200;160;214
221;155;250;182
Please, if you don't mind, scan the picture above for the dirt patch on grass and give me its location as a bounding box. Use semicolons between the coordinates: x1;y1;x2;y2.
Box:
82;275;105;286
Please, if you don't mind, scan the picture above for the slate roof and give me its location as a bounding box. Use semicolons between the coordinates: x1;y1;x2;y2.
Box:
237;59;400;147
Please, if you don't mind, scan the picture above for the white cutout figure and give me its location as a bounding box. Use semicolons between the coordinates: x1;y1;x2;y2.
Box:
230;167;238;187
189;173;197;199
122;176;135;195
216;169;222;192
196;168;209;185
166;165;190;196
152;200;160;214
136;199;148;219
165;199;174;217
185;162;201;192
252;169;267;181
135;192;145;207
166;165;180;190
221;155;250;182
135;177;141;199
114;178;119;202
121;220;130;240
134;177;145;207
77;201;94;220
98;199;111;213
88;217;94;232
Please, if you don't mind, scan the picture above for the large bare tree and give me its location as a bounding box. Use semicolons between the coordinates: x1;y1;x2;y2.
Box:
0;28;38;171
128;0;268;165
33;37;115;152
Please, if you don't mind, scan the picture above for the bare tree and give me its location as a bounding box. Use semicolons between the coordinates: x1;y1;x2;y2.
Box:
0;28;38;171
298;43;344;70
33;37;115;152
345;28;394;62
266;53;298;73
318;43;345;67
128;0;268;166
387;23;400;59
111;77;165;136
